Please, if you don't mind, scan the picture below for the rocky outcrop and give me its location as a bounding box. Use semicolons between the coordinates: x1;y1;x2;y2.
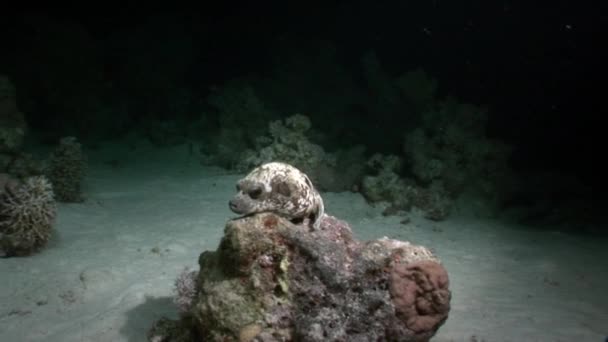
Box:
149;213;451;342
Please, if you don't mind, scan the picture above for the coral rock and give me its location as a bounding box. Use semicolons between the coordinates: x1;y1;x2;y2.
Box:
389;260;451;334
152;212;451;341
0;174;57;256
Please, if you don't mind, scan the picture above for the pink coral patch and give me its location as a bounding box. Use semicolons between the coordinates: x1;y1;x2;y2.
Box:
389;260;451;333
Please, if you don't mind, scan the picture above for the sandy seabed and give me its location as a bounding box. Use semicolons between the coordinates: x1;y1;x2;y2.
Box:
1;142;606;342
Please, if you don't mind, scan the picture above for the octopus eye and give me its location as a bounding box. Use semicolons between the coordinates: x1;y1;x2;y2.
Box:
236;184;241;192
275;181;291;197
249;187;263;199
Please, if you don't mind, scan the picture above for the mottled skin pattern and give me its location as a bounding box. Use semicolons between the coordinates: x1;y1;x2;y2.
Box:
229;162;325;230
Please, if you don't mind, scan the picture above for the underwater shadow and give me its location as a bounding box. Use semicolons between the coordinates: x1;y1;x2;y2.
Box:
119;295;178;342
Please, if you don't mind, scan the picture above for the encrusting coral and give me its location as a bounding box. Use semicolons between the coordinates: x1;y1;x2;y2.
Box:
173;267;199;314
149;212;451;341
234;113;363;193
238;113;333;174
201;82;277;169
0;174;57;257
360;153;453;220
403;98;512;201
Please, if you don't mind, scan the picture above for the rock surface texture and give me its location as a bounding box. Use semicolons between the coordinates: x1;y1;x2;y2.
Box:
150;212;451;342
